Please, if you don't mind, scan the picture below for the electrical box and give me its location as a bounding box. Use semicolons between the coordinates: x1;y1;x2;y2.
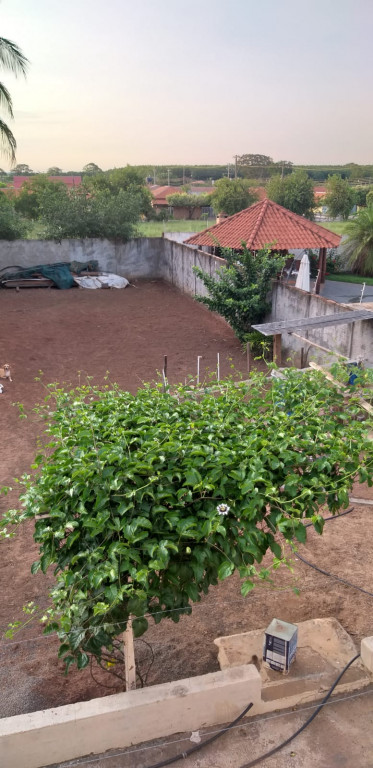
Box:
263;618;298;673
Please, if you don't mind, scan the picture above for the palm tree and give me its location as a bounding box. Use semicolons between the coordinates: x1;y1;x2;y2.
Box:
344;206;373;276
0;38;28;164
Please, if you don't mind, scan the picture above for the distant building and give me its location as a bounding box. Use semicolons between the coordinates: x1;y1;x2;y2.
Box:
12;175;82;191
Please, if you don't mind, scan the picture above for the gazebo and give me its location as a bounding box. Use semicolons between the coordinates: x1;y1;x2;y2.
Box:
185;198;341;294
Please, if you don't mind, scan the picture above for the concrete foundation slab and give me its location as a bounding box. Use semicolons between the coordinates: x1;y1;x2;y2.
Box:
214;618;371;711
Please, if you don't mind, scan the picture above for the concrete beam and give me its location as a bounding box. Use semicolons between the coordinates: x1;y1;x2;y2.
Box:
0;665;261;768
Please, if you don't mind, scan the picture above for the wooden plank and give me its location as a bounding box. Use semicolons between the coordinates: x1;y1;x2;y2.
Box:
289;332;348;359
252;309;373;336
309;361;373;416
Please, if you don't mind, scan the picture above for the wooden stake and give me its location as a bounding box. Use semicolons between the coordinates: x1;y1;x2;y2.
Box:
217;352;220;382
197;356;202;386
124;618;136;691
162;355;168;393
246;342;251;373
273;334;282;366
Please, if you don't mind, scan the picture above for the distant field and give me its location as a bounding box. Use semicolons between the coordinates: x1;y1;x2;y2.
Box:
138;219;215;237
319;221;349;235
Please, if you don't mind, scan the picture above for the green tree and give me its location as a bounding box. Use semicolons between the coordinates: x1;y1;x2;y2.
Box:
166;192;211;219
14;174;64;219
344;205;373;275
0;38;28;164
237;154;273;166
1;370;371;674
324;174;355;220
267;170;315;218
367;190;373;207
47;167;63;175
193;245;284;342
0;194;26;238
39;185;141;241
11;163;33;175
82;162;102;174
85;166;152;216
211;178;258;216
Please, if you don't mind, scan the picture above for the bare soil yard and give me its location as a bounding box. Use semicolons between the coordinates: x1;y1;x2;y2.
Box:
0;280;372;719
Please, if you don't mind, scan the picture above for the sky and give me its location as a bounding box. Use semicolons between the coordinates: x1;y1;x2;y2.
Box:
1;0;372;171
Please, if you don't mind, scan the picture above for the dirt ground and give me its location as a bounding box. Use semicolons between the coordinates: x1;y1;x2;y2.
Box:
0;281;372;722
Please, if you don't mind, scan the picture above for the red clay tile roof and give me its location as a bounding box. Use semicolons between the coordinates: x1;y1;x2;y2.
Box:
13;175;82;189
151;185;183;206
185;198;341;250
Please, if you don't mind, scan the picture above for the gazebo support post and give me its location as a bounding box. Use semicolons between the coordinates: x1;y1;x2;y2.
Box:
315;247;327;294
273;334;282;366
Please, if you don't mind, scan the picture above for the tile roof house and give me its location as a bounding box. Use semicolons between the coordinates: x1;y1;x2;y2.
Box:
12;175;82;190
185;198;341;251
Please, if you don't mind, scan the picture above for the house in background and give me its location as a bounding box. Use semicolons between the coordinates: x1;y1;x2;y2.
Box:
12;175;82;191
150;184;214;220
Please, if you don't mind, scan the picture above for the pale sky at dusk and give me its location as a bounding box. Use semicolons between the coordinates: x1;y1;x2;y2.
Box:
1;0;372;171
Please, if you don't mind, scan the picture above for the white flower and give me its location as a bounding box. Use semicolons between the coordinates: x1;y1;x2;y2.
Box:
217;503;230;516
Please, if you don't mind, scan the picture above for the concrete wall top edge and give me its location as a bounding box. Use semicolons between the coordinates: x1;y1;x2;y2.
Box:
0;664;260;735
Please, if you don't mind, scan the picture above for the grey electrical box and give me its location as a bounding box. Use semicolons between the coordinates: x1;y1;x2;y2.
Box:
263;618;298;672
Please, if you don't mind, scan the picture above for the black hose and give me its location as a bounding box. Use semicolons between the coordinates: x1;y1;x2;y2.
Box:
239;654;360;768
304;506;355;528
145;655;360;768
294;549;373;597
143;701;253;768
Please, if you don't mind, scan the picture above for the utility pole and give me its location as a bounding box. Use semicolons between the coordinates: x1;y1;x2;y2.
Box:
167;169;170;186
183;166;185;185
234;155;238;179
153;167;156;185
227;163;230;179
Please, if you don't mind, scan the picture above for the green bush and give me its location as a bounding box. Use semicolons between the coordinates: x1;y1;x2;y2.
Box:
0;198;26;239
39;186;141;242
1;371;371;672
193;245;284;342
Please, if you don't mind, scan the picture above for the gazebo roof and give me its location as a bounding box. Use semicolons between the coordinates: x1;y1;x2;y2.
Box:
185;199;341;250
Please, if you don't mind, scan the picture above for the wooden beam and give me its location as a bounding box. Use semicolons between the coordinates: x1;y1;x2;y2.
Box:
309;361;373;415
273;334;282;365
289;332;348;359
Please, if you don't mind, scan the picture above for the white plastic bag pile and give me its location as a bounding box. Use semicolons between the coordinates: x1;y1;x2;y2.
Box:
74;273;129;290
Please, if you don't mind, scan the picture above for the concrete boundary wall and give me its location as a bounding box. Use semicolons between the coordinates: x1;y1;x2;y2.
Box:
0;665;261;768
0;237;226;296
269;282;373;364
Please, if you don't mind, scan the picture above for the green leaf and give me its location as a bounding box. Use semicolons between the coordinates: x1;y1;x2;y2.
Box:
218;561;234;580
132;617;148;637
241;580;254;596
294;524;307;544
77;652;89;670
31;560;41;575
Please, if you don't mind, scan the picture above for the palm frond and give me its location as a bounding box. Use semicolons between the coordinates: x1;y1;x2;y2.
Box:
0;81;13;117
0;118;16;164
0;38;28;77
344;207;373;276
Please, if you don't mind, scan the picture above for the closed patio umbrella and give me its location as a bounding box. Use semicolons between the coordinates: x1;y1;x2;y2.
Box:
295;252;310;292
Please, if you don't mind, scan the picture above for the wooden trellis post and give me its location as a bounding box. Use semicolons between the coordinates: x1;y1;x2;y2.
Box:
124;618;136;691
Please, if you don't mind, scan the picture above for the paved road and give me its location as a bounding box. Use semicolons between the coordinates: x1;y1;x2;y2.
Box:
321;279;373;304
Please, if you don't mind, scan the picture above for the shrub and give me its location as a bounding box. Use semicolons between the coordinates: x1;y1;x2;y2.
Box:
193;245;284;342
1;371;371;673
0;198;26;239
39;186;141;242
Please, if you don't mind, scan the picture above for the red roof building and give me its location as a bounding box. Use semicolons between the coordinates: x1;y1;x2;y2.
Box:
13;175;82;190
185;198;340;251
